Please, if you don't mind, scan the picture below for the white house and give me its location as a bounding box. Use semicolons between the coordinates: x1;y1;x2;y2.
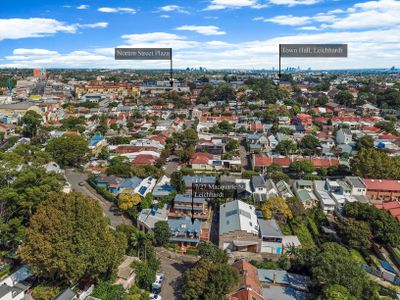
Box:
336;128;353;144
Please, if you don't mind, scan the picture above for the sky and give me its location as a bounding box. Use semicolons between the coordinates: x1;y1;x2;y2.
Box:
0;0;399;70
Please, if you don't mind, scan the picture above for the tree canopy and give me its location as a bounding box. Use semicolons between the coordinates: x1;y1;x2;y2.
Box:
20;192;127;284
46;134;89;167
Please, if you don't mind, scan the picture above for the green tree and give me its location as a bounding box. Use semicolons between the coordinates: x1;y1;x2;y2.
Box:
344;202;400;247
300;135;321;155
107;156;131;178
153;221;171;246
311;243;378;300
338;219;372;251
199;241;228;264
321;284;357;300
289;160;315;177
356;135;374;150
182;259;239;300
91;280;125;300
225;138;239;152
21;110;42;137
275;140;298;156
20;192;127;284
351;148;400;179
98;147;110;160
334;90;354;107
46;134;89;167
171;171;185;193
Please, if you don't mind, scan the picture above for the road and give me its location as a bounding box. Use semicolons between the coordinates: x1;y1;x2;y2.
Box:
156;247;198;300
65;169;132;228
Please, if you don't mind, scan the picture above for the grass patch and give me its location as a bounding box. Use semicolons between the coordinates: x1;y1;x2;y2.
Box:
292;222;316;249
279;222;294;235
350;249;367;265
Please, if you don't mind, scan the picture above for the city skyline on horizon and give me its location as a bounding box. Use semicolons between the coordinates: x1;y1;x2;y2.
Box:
0;0;399;70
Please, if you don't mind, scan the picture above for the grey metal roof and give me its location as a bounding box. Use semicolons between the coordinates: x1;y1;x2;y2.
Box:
259;219;282;238
175;194;205;204
54;288;76;300
137;204;168;229
346;176;367;189
252;175;266;188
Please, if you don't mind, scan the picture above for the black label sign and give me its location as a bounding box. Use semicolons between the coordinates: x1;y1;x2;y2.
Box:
115;48;172;60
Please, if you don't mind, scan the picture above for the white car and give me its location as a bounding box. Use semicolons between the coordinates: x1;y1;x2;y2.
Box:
149;294;162;300
152;272;164;293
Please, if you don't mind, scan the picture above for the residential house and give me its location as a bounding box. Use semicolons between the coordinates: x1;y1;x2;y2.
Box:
88;133;107;155
259;219;283;255
336;128;353;145
276;180;294;199
152;175;175;201
195;141;224;155
251;176;278;204
313;181;336;214
115;256;138;289
54;288;77;300
219;200;260;252
0;123;11;140
0;266;32;300
134;176;157;198
137;204;168;232
229;260;265;300
258;269;310;300
363;179;400;203
169;194;208;220
168;216;202;252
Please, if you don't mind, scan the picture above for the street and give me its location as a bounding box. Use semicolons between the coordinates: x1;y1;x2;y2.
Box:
64;169;132;228
156;247;198;300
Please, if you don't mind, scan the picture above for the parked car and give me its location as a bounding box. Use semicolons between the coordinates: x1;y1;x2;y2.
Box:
149;294;162;300
78;181;85;186
151;272;164;293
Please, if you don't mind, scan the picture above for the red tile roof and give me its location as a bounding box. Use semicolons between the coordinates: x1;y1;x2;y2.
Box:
389;207;400;217
231;260;263;297
363;179;400;192
131;154;157;165
254;154;340;169
382;201;400;210
379;134;399;140
190;152;214;165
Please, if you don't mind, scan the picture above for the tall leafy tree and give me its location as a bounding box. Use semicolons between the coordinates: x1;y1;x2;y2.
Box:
20;192;127;284
46;134;89;167
311;243;378;300
153;221;171;246
21;110;42;137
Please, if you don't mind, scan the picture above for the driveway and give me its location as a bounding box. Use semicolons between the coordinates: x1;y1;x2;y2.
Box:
65;169;132;228
156;247;198;300
239;139;250;171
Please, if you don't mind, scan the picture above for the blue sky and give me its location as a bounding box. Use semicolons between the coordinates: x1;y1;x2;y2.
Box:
0;0;399;69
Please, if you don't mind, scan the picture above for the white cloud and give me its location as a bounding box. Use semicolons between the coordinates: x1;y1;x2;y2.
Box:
205;0;268;10
160;15;170;18
158;5;189;14
78;22;108;29
263;0;400;30
76;4;89;10
0;18;108;41
258;15;311;25
98;7;136;14
13;49;59;55
268;0;319;6
3;27;400;70
176;25;226;35
298;26;319;30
